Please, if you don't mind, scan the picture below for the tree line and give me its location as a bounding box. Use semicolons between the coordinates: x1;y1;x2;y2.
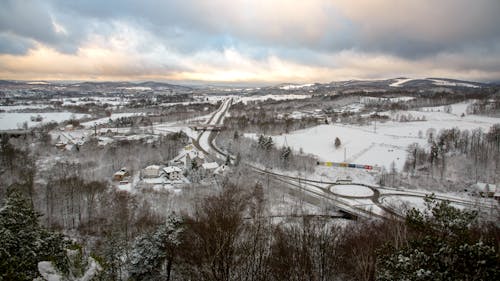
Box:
2;182;498;280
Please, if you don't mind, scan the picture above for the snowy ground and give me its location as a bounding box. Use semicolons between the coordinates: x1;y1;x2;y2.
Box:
81;112;146;128
246;101;499;171
0;112;89;130
331;185;374;197
431;79;479;88
0;104;51;112
389;78;415;87
197;94;311;105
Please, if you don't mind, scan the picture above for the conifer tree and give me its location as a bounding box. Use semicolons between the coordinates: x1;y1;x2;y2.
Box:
0;191;68;281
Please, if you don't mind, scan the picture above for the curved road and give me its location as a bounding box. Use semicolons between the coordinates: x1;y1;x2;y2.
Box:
191;98;497;220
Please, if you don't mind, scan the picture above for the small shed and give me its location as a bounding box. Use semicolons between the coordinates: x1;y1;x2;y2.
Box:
471;182;497;197
163;166;182;180
142;165;162;178
113;168;130;181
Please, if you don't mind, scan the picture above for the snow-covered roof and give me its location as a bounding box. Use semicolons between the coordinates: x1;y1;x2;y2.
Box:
202;162;219;170
114;170;128;176
473;182;497;193
144;165;161;170
188;150;204;159
163;166;182;173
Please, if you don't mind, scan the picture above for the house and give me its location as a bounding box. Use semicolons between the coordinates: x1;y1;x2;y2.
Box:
163;166;182;180
201;162;219;176
470;182;497;197
169;147;205;170
113;168;130;181
186;150;205;169
142;165;162;178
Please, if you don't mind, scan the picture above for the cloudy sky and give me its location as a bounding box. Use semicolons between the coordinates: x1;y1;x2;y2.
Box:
1;0;500;84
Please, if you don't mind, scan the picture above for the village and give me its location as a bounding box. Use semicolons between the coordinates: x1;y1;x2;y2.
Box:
111;144;230;192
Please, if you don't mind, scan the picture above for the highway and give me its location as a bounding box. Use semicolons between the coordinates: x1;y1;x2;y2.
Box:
191;98;497;220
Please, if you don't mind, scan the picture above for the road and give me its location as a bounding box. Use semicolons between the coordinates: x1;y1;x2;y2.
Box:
192;98;497;220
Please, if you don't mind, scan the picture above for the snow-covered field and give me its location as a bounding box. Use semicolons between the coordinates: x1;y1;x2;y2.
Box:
81;112;145;128
247;102;499;171
361;96;415;103
198;94;311;105
0;112;89;130
389;78;415;87
56;97;129;106
331;185;374;197
431;79;479;88
279;83;314;90
0;104;50;112
419;101;470;116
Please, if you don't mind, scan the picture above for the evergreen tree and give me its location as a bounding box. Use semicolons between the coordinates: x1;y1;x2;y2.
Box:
265;136;274;150
280;146;292;161
128;215;183;281
0;191;68;281
376;195;500;281
334;137;341;148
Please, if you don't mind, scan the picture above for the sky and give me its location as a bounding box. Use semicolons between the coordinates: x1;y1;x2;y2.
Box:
1;0;500;84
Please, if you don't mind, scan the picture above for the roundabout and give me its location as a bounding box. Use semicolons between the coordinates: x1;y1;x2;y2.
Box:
330;185;374;198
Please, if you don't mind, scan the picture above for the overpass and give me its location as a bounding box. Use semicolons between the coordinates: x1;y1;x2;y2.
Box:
190;124;226;131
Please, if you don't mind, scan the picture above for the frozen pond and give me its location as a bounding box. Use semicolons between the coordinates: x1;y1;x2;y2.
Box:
0;112;89;130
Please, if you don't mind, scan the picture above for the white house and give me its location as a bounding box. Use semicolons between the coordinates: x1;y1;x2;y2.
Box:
163;166;182;180
201;162;219;176
169;148;205;170
470;182;497;197
142;165;162;178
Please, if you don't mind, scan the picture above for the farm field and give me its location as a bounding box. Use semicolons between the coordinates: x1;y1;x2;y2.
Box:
249;102;499;171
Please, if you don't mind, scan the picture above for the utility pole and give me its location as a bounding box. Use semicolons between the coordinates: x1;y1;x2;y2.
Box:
344;147;347;162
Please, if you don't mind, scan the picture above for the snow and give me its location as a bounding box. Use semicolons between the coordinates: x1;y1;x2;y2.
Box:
0;104;50;111
198;98;232;156
419;101;471;116
55;97;128;106
37;261;62;281
199;94;311;105
389;78;415;87
201;162;219;170
81;112;145;128
246;107;499;171
79;257;102;281
331;185;374;197
381;195;425;209
361;96;415;103
279;83;314;90
0;112;89;130
431;79;479;88
238;94;310;104
164;166;182;173
118;86;152;91
118;182;133;191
